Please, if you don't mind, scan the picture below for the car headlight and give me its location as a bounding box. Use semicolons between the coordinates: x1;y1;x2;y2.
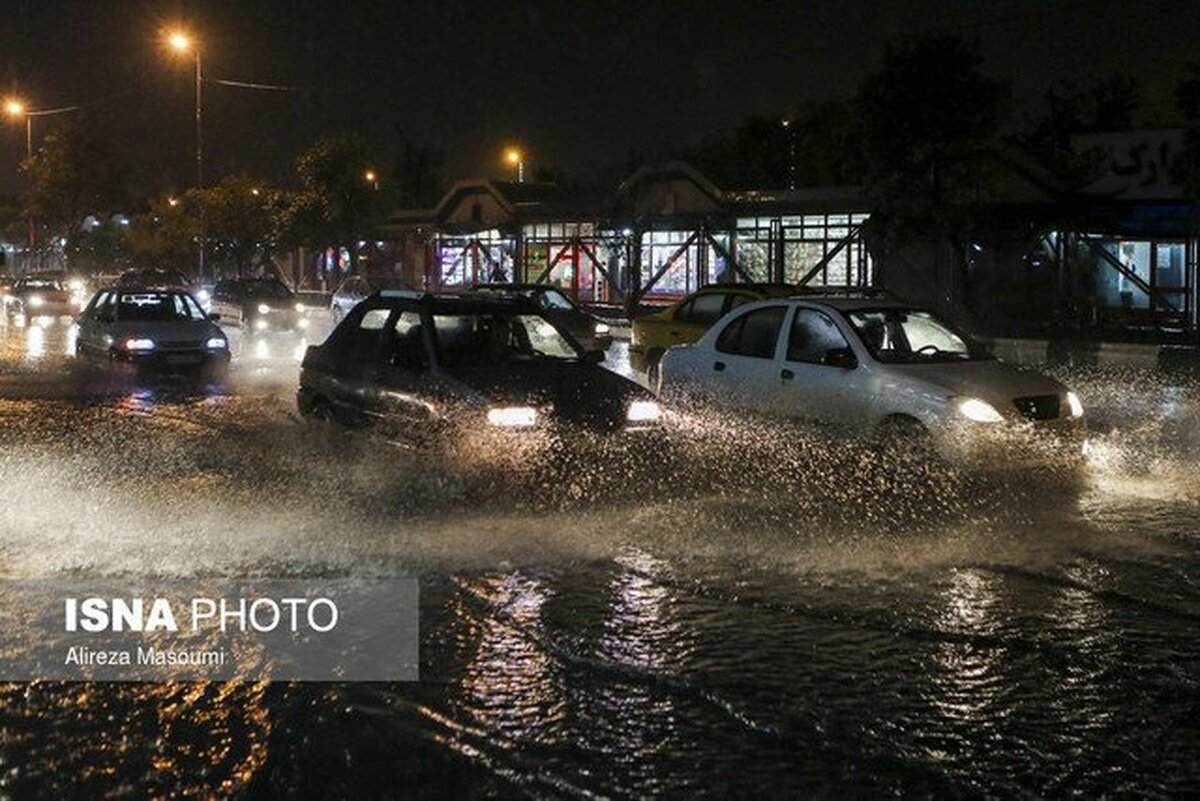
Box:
594;322;611;335
27;295;44;308
298;318;310;329
205;336;228;350
295;302;305;313
257;303;271;314
68;279;84;292
124;337;156;351
1066;391;1084;418
626;399;662;423
254;319;269;331
486;406;538;427
958;397;1003;423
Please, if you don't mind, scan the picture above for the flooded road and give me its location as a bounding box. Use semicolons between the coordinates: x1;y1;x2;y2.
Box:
1;314;1199;797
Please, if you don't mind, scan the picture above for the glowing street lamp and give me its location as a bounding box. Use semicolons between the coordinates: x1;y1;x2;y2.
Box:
504;147;524;183
364;169;378;190
3;97;30;158
164;26;205;279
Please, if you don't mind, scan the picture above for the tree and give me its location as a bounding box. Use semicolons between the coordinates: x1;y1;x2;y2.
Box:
855;33;1008;323
288;134;384;270
192;175;276;277
126;197;198;269
21;114;127;251
856;33;1007;217
389;130;444;207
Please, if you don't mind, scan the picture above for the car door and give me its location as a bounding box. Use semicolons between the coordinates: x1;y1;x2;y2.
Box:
702;304;789;412
773;306;864;427
75;291;106;355
325;306;392;419
368;311;440;436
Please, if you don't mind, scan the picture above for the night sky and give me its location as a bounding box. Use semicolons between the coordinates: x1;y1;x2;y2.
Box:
0;0;1194;199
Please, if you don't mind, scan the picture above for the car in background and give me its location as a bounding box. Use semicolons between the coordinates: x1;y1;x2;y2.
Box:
117;268;207;304
330;274;411;323
298;291;662;449
629;283;797;377
74;287;230;374
0;270;15;296
659;296;1086;464
3;272;81;321
469;283;613;352
211;278;306;332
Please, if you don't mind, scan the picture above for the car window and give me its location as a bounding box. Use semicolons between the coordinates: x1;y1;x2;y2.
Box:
787;309;849;364
339;307;391;360
386;311;427;369
727;294;752;311
116;292;207;322
715;305;787;359
432;312;579;367
846;308;987;363
677;293;726;325
538;289;574;310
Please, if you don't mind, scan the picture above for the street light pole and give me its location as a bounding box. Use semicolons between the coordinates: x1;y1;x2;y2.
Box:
167;29;205;281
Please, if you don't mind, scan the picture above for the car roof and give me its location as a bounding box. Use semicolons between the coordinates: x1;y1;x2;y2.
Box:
693;282;797;297
471;283;563;293
370;290;543;315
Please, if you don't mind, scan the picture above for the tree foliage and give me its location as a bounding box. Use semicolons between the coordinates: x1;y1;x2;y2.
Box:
21;114;127;244
855;32;1007;222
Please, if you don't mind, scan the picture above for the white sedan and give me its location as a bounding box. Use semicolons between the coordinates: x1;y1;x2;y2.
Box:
75;288;231;375
658;296;1086;463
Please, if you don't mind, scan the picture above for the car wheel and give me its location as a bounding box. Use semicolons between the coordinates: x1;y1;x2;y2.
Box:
306;396;337;425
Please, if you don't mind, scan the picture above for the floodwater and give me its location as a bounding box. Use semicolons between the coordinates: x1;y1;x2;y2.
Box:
1;313;1198;797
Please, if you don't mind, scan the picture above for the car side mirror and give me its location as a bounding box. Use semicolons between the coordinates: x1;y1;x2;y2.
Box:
208;312;221;322
822;347;857;369
583;349;605;364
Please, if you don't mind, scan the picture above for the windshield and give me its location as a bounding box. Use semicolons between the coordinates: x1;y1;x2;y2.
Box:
535;289;575;311
845;308;991;363
117;292;207;322
242;280;292;299
431;312;581;368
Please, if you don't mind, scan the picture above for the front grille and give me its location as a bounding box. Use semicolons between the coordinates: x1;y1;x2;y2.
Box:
157;340;202;351
1013;394;1061;421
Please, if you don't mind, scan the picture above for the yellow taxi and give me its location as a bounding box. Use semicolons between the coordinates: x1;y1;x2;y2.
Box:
629;283;797;377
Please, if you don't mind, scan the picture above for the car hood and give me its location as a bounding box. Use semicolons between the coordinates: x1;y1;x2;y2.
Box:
884;359;1068;405
246;297;296;311
109;320;221;344
446;360;650;430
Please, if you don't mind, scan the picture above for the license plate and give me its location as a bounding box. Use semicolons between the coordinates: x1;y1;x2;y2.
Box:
166;354;203;365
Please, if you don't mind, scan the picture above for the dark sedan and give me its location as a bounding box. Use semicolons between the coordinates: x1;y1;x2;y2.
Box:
211;278;306;332
298;292;661;449
468;283;614;352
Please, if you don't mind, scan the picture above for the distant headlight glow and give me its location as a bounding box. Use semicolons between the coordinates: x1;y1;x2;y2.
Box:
958;397;1003;423
124;338;156;351
486;406;538;427
1067;391;1084;418
205;336;228;350
594;322;611;335
295;302;305;312
254;319;268;331
626;400;662;423
27;295;44;308
257;303;271;314
196;289;211;303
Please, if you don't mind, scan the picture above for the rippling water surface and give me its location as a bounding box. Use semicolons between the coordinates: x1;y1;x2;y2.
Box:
1;317;1198;797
